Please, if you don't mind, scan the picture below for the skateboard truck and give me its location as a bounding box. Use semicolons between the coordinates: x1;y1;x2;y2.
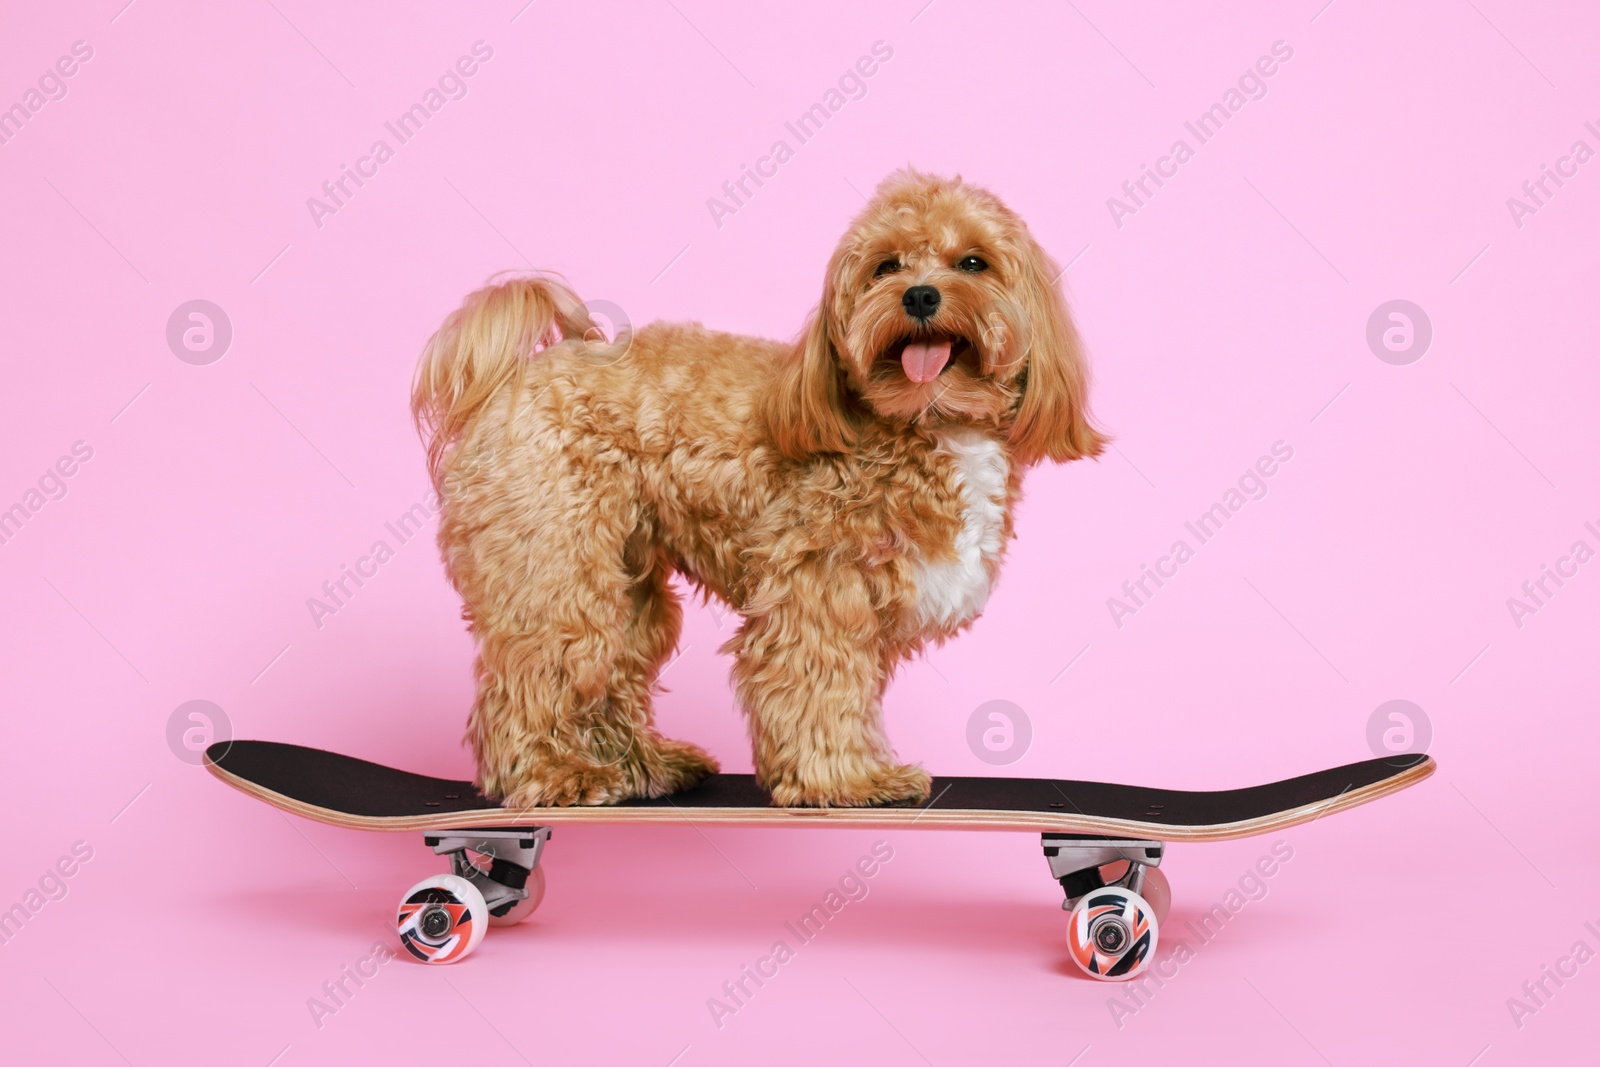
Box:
1040;834;1163;908
422;827;552;920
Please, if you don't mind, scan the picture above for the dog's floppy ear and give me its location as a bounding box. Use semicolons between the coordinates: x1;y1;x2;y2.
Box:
1008;238;1106;466
767;279;857;459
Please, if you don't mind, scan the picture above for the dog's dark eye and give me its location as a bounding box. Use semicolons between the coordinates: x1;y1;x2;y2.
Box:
874;259;902;277
957;255;989;273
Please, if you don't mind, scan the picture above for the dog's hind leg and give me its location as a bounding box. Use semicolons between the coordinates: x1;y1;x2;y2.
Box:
465;590;631;808
448;437;654;807
601;543;719;797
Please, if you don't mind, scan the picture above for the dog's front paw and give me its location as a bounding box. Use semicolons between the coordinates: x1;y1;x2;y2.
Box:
768;763;932;808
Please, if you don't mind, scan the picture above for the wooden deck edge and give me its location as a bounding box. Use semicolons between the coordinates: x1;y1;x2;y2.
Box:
206;753;1435;842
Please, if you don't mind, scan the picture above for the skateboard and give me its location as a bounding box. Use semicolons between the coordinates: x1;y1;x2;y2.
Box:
205;740;1434;980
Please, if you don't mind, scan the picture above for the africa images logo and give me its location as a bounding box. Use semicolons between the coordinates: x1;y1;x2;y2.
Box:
705;41;894;229
1106;441;1294;628
1105;40;1294;228
305;42;494;229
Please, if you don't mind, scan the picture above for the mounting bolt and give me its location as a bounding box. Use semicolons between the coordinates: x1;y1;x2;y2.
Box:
420;905;453;939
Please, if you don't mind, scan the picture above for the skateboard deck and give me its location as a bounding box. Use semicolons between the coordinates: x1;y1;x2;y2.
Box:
205;740;1435;975
205;740;1433;842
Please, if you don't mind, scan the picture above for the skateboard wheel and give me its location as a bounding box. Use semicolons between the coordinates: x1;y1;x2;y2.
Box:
1140;867;1171;926
488;865;547;927
396;874;488;964
1066;885;1159;981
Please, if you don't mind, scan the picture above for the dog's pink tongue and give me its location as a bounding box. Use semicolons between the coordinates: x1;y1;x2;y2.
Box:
901;339;952;383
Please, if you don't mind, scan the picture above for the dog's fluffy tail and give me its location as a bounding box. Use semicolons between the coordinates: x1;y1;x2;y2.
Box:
412;274;592;489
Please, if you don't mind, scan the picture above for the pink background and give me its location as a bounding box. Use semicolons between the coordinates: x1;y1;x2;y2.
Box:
2;1;1596;1063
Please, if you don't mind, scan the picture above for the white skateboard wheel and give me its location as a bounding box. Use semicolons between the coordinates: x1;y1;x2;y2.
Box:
396;873;488;964
1066;885;1159;981
487;865;547;927
1140;867;1171;926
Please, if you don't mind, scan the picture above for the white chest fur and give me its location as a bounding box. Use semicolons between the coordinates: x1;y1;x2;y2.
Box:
911;428;1009;631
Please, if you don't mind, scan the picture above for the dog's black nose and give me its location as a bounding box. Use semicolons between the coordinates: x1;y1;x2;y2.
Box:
901;285;941;321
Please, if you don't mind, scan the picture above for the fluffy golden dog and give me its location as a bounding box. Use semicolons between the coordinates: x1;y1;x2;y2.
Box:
412;170;1104;808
